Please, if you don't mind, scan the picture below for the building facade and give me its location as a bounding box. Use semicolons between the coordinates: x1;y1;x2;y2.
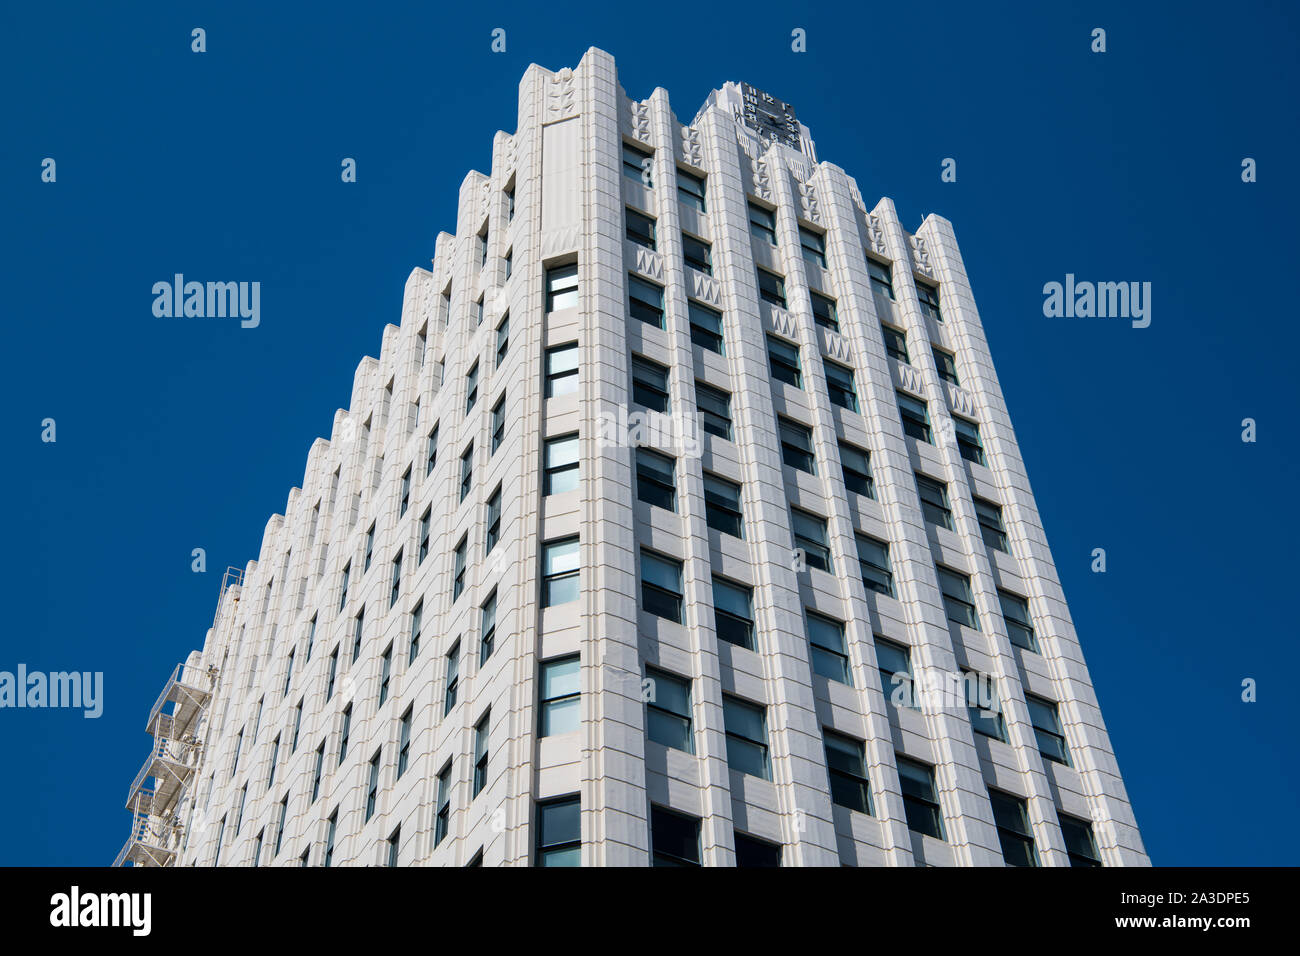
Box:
116;47;1148;868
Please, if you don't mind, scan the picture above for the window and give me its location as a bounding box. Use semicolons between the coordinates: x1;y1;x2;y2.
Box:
757;268;787;307
810;291;838;330
473;711;490;797
536;796;580;866
479;590;497;665
868;258;894;300
682;235;712;275
807;612;850;684
506;182;515;219
434;763;452;847
484;487;502;555
695;382;732;440
897;757;945;839
491;395;506;452
539;656;580;735
932;347;959;386
274;795;288;856
1059;813;1102;867
495;313;509;368
687;300;723;353
964;670;1007;742
723;695;769;779
881;324;909;363
425;423;439;476
856;534;894;597
364;523;375;572
734;833;782;867
791;507;831;572
299;847;310;867
916;281;942;322
389;548;402;608
953;416;986;465
414;508;431;565
937;566;979;629
365;750;381;822
465;361;479;414
541;537;580;606
651;806;701;867
323;811;338;867
800;226;827;268
640;550;684;623
478;228;489;269
897;392;932;443
251;828;263;867
628;275;665;329
544;434;580;494
825;731;870;813
387;825;401;867
311;741;325;802
378;644;392;706
876;638;913;708
824;359;858;411
677;169;706;212
443;642;460;716
236;784;247;832
622;141;652;186
545;343;578;397
546;264;579;312
326;648;338;700
338;563;350;613
748;203;777;245
1026;694;1070;765
459;443;473;502
974;497;1008;552
409;601;423;663
646;667;693;753
291;700;303;751
712;577;754;649
840;443;874;497
303;621;315;665
703;472;743;537
630;355;670;413
998;590;1037;651
916;473;954;530
266;734;280;792
398;706;413;778
338;705;352;765
989;789;1037;866
635;448;676;511
351;606;365;662
778;417;815;474
767;335;800;387
626;208;656;250
282;649;295;698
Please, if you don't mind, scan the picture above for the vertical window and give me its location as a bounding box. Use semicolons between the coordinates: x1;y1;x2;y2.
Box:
953;416;986;465
628;275;666;329
478;228;489;269
1059;814;1103;867
635;448;677;511
426;423;439;476
964;670;1007;742
459;443;473;502
535;796;581;866
897;757;945;839
274;795;288;856
916;473;953;530
236;784;247;832
825;731;871;813
622;142;653;186
267;734;280;792
677;170;706;212
897;393;933;443
645;667;693;753
631;355;670;413
364;524;375;571
291;700;302;751
539;656;580;735
1026;694;1070;765
419;507;432;563
640;550;684;623
214;816;226;866
444;642;460;716
473;711;490;797
465;361;479;414
650;806;701;867
484;487;502;555
544;434;580;494
695;382;732;440
881;324;909;362
495;313;510;368
932;347;960;386
748;203;777;245
687;300;723;352
723;696;770;780
712;577;754;650
387;825;401;867
338;563;350;613
399;467;411;516
491;395;506;452
378;644;392;706
840;443;874;497
626;208;657;250
778;417;815;473
856;534;894;597
868;258;894;301
397;705;412;779
326;648;338;700
250;829;263;867
998;590;1037;651
703;472;743;537
311;741;324;802
506;183;515;220
766;335;801;387
299;847;310;867
282;649;295;698
757;269;787;308
799;227;827;268
479;590;497;665
434;763;452;846
916;281;943;322
791;508;831;572
409;601;423;663
989;790;1037;866
545;264;579;312
504;249;512;279
352;606;365;662
365;750;381;822
824;359;858;411
389;549;402;608
541;536;580;606
735;833;782;867
682;235;712;276
938;566;979;630
807;612;850;684
810;291;838;330
545;343;579;397
876;638;913;708
974;497;1009;552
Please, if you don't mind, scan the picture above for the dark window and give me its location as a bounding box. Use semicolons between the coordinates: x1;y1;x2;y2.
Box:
484;487;502;555
635;447;677;511
757;268;787;308
856;534;894;597
695;382;732;440
881;324;909;363
748;203;777;245
1059;813;1102;867
897;757;945;839
800;227;827;268
443;643;460;716
824;359;858;411
425;424;439;476
791;507;831;572
825;731;870;813
682;235;712;275
1026;694;1070;765
464;361;479;415
807;611;850;684
767;335;801;387
536;796;581;867
998;590;1038;651
641;550;684;623
712;577;754;650
645;667;693;753
473;711;490;797
868;258;894;301
932;347;959;386
974;497;1009;552
496;313;510;367
916;281;942;322
631;355;670;413
734;832;782;867
937;566;979;629
989;789;1037;866
840;443;874;497
810;291;838;331
964;670;1007;742
677;170;706;212
629;275;666;329
452;535;467;601
479;590;497;665
779;417;815;473
651;805;701;867
491;395;506;452
703;472;743;538
459;443;474;502
623;142;653;187
723;695;769;779
434;763;452;846
953;416;986;465
876;638;913;708
688;300;723;353
897;392;932;443
916;473;954;530
626;208;656;250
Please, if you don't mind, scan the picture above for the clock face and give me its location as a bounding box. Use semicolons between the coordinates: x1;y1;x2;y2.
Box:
738;82;801;150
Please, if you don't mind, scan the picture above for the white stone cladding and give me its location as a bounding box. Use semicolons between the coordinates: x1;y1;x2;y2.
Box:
126;47;1147;868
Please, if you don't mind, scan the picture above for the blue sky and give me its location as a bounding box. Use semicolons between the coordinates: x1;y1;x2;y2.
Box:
2;0;1296;865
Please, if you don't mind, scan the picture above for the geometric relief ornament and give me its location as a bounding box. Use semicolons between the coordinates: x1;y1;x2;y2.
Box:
751;157;772;201
630;99;651;143
681;126;703;168
798;180;821;225
867;214;887;255
546;68;578;121
910;234;934;278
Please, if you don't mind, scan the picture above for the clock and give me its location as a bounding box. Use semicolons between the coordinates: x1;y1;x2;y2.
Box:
738;82;801;150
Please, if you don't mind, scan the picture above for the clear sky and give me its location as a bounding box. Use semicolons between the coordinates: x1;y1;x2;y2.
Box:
2;0;1297;865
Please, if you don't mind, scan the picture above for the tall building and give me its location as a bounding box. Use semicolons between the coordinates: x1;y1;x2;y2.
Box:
115;48;1147;868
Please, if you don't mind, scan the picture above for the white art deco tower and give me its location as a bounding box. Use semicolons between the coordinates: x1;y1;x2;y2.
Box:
116;47;1148;868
